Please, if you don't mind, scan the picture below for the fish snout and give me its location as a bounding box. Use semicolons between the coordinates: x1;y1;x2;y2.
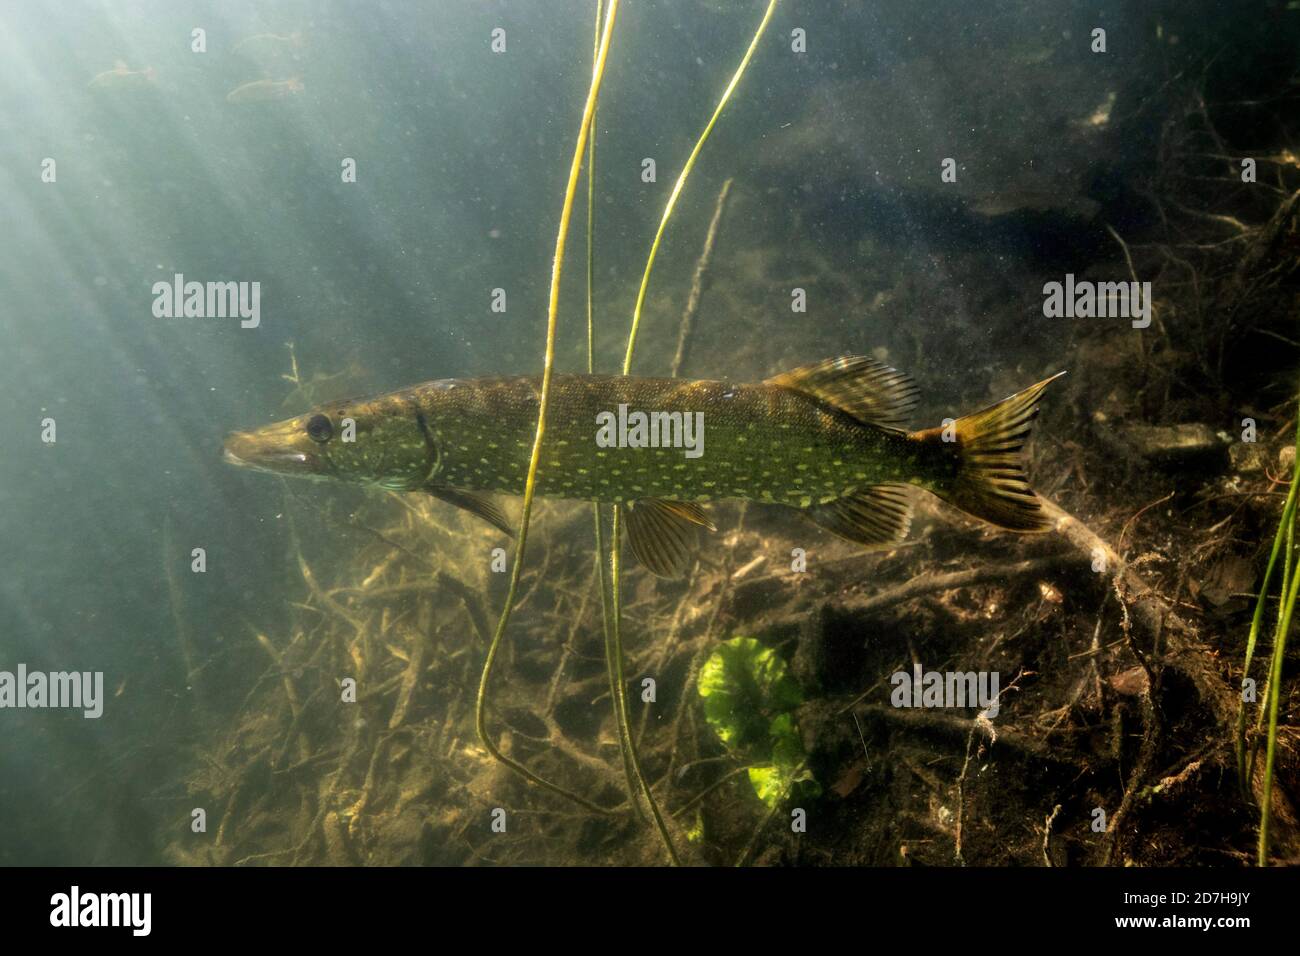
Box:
222;429;314;474
222;432;257;468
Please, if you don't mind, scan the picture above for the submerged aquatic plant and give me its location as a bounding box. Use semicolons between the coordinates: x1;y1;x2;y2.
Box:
472;0;781;865
698;637;820;808
1238;400;1300;866
473;0;620;818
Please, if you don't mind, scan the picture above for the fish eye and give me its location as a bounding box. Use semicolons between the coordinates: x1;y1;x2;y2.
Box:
305;413;333;443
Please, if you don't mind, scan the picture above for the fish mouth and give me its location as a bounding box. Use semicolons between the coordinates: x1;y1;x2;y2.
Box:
222;431;315;475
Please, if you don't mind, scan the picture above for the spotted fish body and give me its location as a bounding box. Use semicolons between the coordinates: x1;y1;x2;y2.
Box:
223;357;1063;575
421;374;928;507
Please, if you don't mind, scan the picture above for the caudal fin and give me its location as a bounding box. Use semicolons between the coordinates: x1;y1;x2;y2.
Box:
927;372;1065;532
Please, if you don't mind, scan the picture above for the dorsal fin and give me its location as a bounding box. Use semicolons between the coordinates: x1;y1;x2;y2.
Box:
765;356;919;431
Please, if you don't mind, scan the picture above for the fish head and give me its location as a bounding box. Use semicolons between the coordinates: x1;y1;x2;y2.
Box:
223;395;435;490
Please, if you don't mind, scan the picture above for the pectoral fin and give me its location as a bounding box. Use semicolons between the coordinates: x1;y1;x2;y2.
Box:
644;498;717;532
425;486;515;537
622;498;714;577
806;483;914;548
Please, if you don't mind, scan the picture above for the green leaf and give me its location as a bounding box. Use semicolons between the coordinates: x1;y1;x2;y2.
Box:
698;636;794;751
768;712;804;769
698;637;818;808
747;762;821;810
747;765;786;807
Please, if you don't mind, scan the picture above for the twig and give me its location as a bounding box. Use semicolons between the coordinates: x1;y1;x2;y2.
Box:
839;555;1078;618
670;178;732;378
1043;804;1062;867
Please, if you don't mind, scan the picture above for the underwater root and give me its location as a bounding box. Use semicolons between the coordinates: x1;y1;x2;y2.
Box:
1041;495;1300;860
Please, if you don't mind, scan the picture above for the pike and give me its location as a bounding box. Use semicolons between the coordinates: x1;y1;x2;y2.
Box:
223;357;1064;576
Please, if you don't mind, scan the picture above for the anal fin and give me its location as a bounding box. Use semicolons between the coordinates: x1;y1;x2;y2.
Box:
806;483;914;548
425;486;515;537
623;498;714;578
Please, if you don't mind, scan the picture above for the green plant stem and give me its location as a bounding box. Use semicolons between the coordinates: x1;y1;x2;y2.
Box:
604;0;780;865
1236;451;1297;788
621;0;779;377
582;0;645;824
1259;538;1300;864
1256;407;1300;864
474;0;621;816
586;0;601;379
594;506;642;817
609;504;680;863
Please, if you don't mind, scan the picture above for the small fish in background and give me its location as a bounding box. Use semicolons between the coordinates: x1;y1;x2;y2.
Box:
226;77;304;103
233;31;305;57
87;60;157;90
1072;90;1117;131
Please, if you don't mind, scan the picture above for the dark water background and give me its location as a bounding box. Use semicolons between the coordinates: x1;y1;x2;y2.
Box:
0;0;1290;864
